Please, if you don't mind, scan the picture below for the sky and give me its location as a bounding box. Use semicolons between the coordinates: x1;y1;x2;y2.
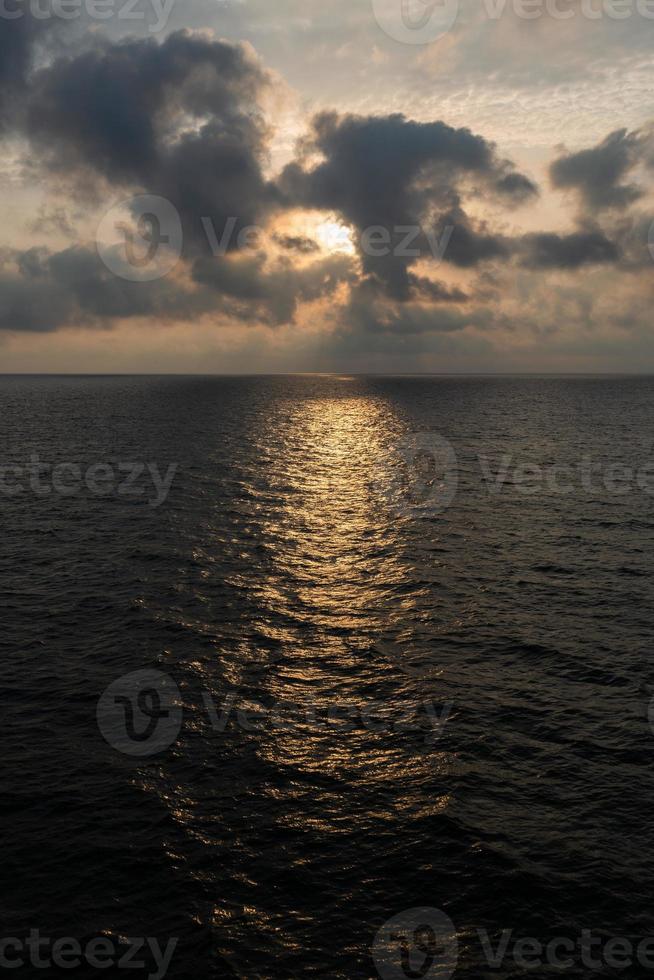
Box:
1;0;653;373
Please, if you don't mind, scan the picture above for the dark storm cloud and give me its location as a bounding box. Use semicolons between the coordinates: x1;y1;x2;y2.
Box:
437;209;511;268
407;275;468;303
48;245;202;319
521;230;620;269
279;112;536;298
550;128;644;211
344;280;495;338
282;111;498;216
609;210;654;270
0;14;34;87
0;249;73;332
273;234;320;254
0;240;356;332
0;11;53;127
26;31;277;254
1;15;649;344
0;20;356;336
191;251;355;325
0;245;212;331
27;31;266;178
494;171;539;204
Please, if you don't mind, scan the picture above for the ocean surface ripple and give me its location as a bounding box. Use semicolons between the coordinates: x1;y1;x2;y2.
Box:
2;375;654;978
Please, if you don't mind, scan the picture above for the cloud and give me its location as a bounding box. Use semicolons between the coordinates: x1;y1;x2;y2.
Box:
0;240;357;332
273;234;320;254
25;31;278;256
407;275;469;303
436;208;511;268
0;10;652;369
279;111;536;298
521;230;620;268
341;277;502;342
0;245;213;331
29;205;79;239
0;11;54;128
550;128;645;211
190;250;356;325
495;171;539;204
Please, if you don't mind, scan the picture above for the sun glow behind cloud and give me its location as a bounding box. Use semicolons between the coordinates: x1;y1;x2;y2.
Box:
273;210;357;258
314;220;357;256
1;0;653;371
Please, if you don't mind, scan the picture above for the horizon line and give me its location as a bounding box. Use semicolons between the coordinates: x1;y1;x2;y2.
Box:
2;372;654;379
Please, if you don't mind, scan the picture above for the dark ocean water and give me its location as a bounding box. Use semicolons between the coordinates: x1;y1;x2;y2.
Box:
2;374;654;979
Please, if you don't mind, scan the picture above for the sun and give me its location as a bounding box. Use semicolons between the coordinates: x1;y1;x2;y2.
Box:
271;210;357;257
314;219;356;255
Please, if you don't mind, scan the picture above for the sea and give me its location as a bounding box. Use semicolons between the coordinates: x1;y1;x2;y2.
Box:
2;374;654;978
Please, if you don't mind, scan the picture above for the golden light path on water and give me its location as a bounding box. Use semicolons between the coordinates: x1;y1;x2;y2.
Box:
249;384;453;797
137;378;456;964
13;375;653;978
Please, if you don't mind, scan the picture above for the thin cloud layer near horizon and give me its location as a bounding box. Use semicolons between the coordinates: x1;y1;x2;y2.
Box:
1;0;654;372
